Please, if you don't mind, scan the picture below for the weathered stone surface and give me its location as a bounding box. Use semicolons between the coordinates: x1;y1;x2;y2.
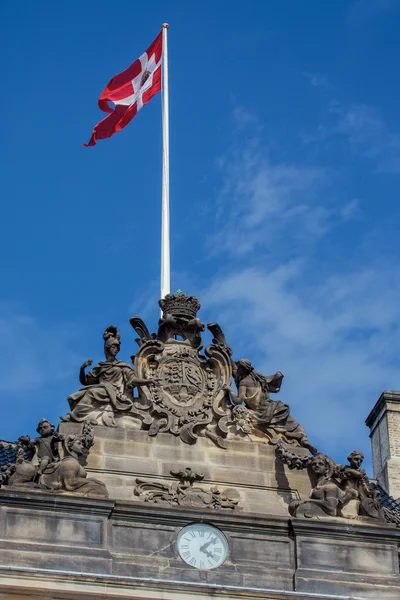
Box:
292;517;400;599
366;390;400;498
0;491;398;598
58;424;312;517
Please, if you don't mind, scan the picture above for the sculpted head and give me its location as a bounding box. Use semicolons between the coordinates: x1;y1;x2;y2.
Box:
236;359;253;376
65;422;94;459
103;325;121;360
36;419;55;437
347;450;364;469
66;436;86;457
232;405;249;420
309;453;334;479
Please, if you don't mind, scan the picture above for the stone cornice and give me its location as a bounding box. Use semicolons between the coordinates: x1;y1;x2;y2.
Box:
0;489;115;517
112;500;291;534
365;389;400;430
290;515;400;543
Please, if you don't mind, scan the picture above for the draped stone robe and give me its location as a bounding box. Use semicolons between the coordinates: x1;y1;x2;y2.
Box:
67;360;138;422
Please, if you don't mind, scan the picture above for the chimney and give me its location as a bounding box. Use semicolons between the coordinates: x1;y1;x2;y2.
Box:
366;390;400;499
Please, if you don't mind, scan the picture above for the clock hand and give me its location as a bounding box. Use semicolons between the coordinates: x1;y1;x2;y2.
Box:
200;536;218;553
200;548;213;558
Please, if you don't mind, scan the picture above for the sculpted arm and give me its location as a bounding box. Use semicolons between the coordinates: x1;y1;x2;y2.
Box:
223;381;246;405
79;360;96;386
127;370;159;388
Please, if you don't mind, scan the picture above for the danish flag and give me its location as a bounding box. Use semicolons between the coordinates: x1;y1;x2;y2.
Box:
84;32;162;147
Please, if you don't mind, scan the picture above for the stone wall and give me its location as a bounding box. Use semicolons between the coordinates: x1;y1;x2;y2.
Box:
59;423;312;515
366;390;400;498
0;424;398;599
0;489;398;599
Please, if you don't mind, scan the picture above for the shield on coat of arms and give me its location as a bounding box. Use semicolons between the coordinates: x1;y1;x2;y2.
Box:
133;338;232;445
130;293;233;445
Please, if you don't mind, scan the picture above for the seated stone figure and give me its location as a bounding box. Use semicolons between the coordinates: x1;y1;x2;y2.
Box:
289;453;341;518
337;450;385;521
42;425;108;498
223;358;316;453
29;419;63;476
1;421;108;498
3;446;37;489
61;325;157;426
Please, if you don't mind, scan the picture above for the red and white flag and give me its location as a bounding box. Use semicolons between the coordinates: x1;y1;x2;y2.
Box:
84;32;162;147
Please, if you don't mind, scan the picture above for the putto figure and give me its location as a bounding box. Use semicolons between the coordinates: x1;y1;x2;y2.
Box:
223;358;317;453
29;419;63;477
336;450;385;521
61;325;157;426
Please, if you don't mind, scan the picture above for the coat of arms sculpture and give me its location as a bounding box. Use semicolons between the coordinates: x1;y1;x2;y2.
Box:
59;291;317;452
131;293;232;446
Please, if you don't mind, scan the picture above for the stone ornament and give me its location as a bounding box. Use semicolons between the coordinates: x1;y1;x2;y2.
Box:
61;325;156;428
54;292;317;452
222;358;317;453
134;467;240;510
0;421;108;498
279;444;389;524
132;293;233;447
289;453;341;518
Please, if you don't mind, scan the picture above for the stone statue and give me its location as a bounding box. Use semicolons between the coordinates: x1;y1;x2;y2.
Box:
289;453;341;518
280;447;388;523
42;423;108;498
2;446;37;489
0;421;108;498
336;450;385;521
29;419;63;477
223;358;317;453
61;325;158;426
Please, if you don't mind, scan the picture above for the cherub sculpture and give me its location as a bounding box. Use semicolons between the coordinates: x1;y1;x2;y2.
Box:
29;419;63;477
336;450;384;521
281;448;388;524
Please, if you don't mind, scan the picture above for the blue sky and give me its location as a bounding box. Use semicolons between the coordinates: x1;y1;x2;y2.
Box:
2;0;400;475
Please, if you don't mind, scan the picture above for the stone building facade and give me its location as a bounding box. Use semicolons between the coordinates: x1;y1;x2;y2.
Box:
366;390;400;500
0;293;398;600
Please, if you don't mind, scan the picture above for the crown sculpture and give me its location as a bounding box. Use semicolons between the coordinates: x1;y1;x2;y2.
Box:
0;291;398;528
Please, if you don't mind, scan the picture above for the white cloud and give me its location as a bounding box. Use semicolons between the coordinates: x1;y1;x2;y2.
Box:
303;72;332;90
340;198;360;221
199;111;400;475
201;261;400;472
302;100;400;174
210;136;359;261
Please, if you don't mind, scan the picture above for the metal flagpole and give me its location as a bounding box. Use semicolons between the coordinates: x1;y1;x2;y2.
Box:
160;23;170;300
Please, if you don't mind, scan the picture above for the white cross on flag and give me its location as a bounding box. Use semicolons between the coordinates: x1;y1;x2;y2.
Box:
84;32;162;146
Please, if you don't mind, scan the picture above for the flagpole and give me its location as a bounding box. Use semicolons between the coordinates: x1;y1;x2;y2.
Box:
161;23;170;300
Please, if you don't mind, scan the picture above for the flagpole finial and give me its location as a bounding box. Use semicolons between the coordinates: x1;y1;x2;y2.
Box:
161;23;170;29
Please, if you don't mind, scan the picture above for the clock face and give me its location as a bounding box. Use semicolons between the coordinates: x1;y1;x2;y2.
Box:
177;523;228;570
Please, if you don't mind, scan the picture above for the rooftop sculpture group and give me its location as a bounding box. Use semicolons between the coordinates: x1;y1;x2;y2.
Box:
0;292;398;527
277;444;398;526
0;420;108;498
59;292;317;453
